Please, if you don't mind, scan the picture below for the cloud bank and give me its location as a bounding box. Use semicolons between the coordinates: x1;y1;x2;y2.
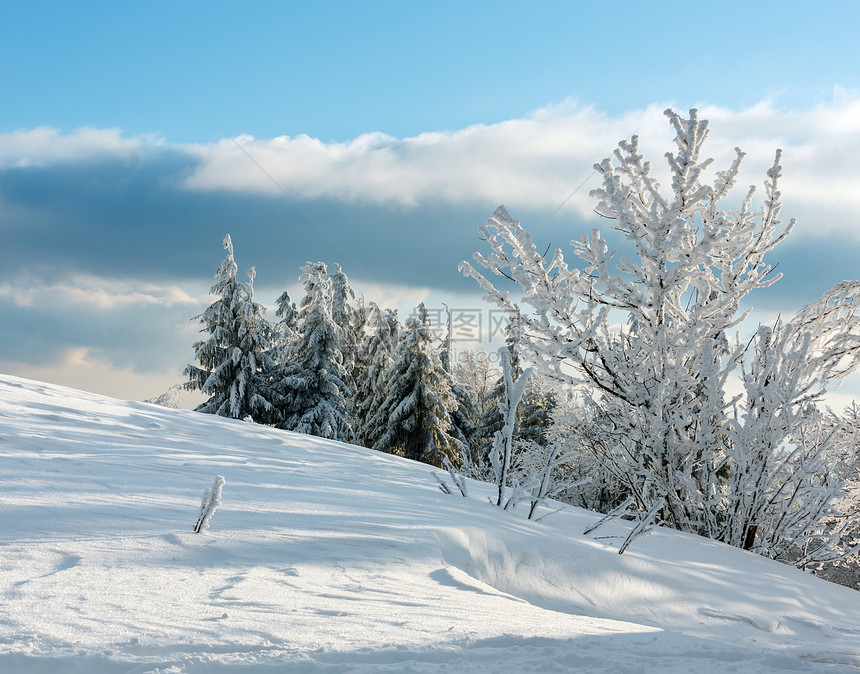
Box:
0;127;160;167
4;95;860;401
177;94;860;240
4;94;860;239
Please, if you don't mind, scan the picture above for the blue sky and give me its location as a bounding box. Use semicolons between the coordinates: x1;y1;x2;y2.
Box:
4;1;858;141
2;1;860;402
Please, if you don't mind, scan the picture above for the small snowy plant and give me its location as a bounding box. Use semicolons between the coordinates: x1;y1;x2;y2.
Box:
194;475;225;534
145;384;183;409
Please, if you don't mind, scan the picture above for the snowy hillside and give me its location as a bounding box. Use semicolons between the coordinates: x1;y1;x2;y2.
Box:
1;375;859;673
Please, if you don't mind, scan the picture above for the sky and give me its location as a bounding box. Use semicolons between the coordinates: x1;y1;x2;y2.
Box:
2;0;860;404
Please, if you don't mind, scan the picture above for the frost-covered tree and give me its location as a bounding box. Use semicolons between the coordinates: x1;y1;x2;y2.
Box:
462;108;860;566
821;402;860;587
472;317;554;477
488;348;533;507
451;350;499;474
185;235;278;423
375;303;463;467
545;389;628;513
277;262;352;441
475;318;524;449
453;350;500;421
353;305;400;448
723;288;860;563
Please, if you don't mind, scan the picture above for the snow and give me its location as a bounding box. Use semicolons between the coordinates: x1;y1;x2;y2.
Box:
1;374;858;672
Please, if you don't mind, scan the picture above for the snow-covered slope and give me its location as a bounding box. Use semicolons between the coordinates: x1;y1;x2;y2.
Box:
1;374;858;673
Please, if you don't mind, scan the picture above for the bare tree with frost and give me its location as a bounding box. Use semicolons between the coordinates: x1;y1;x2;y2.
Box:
489;348;533;507
462;109;860;566
821;402;860;586
185;235;278;423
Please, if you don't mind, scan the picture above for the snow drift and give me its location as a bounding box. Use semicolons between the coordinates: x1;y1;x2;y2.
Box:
1;374;858;672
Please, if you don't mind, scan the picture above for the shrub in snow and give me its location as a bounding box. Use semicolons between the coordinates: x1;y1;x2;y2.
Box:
462;108;860;568
451;350;502;479
820;403;860;587
194;475;225;533
545;390;630;514
434;456;469;498
145;384;183;409
470;349;584;518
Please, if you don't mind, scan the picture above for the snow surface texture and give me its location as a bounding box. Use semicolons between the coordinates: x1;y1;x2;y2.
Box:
1;374;859;673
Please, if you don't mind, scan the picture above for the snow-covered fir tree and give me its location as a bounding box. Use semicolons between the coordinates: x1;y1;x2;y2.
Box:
353;305;400;448
461;108;860;568
374;303;463;467
329;263;359;393
349;295;372;386
185;235;278;423
277;262;352;441
271;288;299;366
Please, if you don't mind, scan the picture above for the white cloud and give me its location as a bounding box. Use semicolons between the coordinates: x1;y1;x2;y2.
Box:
5;93;860;241
0;126;160;167
182;93;860;240
0;275;202;311
183;103;674;214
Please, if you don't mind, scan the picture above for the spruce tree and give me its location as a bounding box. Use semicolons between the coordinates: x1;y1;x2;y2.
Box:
271;289;299;366
375;303;462;467
185;235;277;423
354;305;399;448
277;262;352;441
330;263;357;381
